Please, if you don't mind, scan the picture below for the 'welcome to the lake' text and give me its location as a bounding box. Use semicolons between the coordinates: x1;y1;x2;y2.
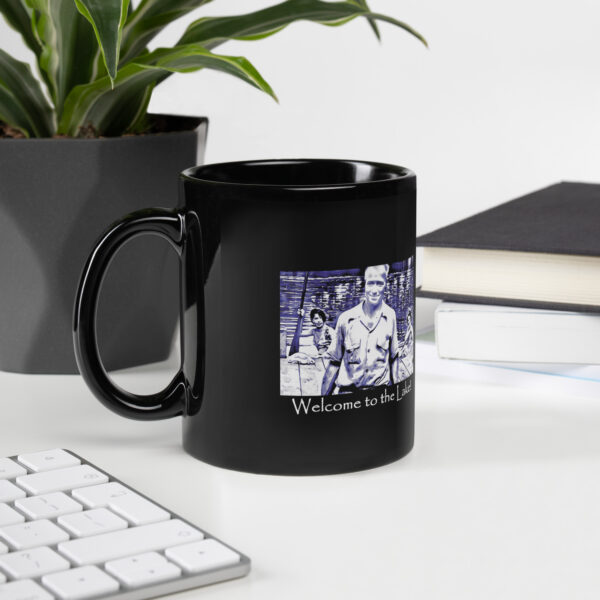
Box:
291;380;412;416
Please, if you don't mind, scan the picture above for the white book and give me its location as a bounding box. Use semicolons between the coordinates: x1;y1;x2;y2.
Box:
416;337;600;399
434;302;600;364
420;247;600;307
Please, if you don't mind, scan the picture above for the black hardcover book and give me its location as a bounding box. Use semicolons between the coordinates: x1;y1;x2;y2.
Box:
416;181;600;312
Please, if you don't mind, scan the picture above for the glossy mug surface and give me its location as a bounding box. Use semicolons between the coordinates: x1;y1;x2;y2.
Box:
74;159;416;475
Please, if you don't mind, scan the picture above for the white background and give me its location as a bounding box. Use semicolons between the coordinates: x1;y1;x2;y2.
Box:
2;0;600;236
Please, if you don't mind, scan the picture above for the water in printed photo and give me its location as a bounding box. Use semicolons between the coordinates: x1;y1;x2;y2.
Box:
280;260;414;396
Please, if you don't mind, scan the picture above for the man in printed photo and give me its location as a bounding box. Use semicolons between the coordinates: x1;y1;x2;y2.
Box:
321;264;401;394
398;306;414;378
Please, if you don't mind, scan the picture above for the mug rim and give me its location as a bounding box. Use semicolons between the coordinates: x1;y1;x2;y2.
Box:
181;158;414;190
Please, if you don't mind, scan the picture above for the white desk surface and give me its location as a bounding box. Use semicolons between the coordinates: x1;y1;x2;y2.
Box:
1;356;599;600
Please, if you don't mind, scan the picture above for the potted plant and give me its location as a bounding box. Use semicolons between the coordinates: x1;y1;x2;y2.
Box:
0;0;426;374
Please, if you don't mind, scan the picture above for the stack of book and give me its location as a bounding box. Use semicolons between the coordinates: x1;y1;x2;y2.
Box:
416;181;600;377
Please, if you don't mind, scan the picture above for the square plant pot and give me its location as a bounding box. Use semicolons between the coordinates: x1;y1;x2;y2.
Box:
0;114;207;374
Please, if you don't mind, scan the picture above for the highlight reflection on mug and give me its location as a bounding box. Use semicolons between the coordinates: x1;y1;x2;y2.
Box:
280;260;414;397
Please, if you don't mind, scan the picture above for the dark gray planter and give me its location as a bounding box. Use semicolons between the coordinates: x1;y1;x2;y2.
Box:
0;114;207;374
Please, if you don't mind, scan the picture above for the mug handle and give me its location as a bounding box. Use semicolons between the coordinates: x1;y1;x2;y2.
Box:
73;208;191;421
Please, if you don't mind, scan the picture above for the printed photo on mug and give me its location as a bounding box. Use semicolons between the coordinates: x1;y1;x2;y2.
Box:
280;260;414;397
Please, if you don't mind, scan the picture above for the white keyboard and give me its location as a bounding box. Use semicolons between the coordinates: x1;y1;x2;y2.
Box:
0;450;250;600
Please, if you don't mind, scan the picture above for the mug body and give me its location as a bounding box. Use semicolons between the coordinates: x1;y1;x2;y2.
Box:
179;160;416;475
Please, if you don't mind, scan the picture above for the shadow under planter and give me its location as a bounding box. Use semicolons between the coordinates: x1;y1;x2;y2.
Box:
0;114;207;374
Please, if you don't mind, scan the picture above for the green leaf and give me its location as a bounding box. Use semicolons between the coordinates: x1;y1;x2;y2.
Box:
73;0;130;83
126;81;155;133
0;87;31;136
0;49;54;136
121;0;213;64
26;0;98;116
0;0;42;57
349;0;380;41
179;0;427;49
58;44;276;137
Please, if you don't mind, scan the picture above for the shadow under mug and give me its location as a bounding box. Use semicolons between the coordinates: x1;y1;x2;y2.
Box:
74;159;416;475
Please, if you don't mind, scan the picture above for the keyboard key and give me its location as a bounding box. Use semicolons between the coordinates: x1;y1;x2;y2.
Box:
42;566;119;600
0;520;69;551
166;539;240;574
58;519;203;566
0;459;27;481
58;509;127;538
110;494;170;526
0;546;70;579
16;466;107;496
0;482;25;503
0;504;25;527
18;450;80;474
0;579;53;600
73;483;168;525
0;571;4;584
15;493;82;520
0;541;7;554
105;552;181;588
72;483;130;508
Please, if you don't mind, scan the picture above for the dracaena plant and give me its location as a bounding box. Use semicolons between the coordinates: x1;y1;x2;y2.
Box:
0;0;426;138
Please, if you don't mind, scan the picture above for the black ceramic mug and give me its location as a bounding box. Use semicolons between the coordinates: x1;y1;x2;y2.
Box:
74;159;416;475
